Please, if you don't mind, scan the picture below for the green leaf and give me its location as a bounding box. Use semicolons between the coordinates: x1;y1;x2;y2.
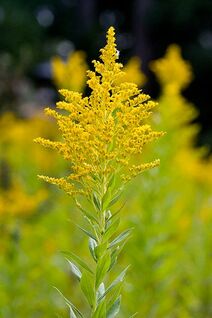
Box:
99;266;129;301
76;224;97;241
53;287;84;318
76;201;98;223
80;271;95;308
102;189;112;211
106;284;122;312
104;217;120;241
108;174;116;190
66;258;82;281
92;299;106;318
109;228;133;248
62;251;93;274
107;201;126;223
129;313;138;318
97;283;105;302
109;240;128;271
69;306;77;318
96;251;111;288
89;238;97;262
107;296;121;318
108;192;122;208
93;192;101;211
95;242;108;259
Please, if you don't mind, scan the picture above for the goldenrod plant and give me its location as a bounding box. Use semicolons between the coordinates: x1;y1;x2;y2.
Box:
36;26;163;317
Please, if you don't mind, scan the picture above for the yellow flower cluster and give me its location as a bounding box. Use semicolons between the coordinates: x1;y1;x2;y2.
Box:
150;44;193;95
151;44;212;186
151;44;197;128
36;27;163;196
51;51;87;92
176;149;212;185
119;56;146;87
0;181;47;219
0;113;60;219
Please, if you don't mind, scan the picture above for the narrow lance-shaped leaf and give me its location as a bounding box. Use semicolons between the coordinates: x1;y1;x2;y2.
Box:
108;191;122;209
129;313;138;318
97;282;105;302
62;251;93;274
75;199;98;223
69;306;77;318
89;237;97;262
53;287;84;318
99;266;130;301
104;217;120;241
107;296;121;318
93;192;101;211
96;250;111;288
95;242;108;260
109;239;129;271
76;224;97;241
102;188;112;210
66;258;82;281
80;271;95;308
109;228;133;248
92;299;106;318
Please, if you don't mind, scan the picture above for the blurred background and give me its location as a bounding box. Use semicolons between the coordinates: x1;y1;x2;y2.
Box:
0;1;212;317
0;0;211;147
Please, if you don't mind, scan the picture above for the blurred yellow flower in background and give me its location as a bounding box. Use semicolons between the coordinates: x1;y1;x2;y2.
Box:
151;44;193;95
118;56;146;87
51;51;87;92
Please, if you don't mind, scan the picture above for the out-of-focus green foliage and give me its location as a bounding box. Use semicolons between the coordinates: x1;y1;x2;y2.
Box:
122;44;212;318
0;45;211;317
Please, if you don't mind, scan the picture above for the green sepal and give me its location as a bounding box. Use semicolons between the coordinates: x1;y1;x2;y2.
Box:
80;271;95;308
95;250;111;288
106;296;121;318
62;251;93;274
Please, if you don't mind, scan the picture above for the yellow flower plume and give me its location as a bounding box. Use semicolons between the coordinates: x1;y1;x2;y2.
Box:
119;56;146;87
35;27;163;196
51;51;87;92
150;44;193;95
